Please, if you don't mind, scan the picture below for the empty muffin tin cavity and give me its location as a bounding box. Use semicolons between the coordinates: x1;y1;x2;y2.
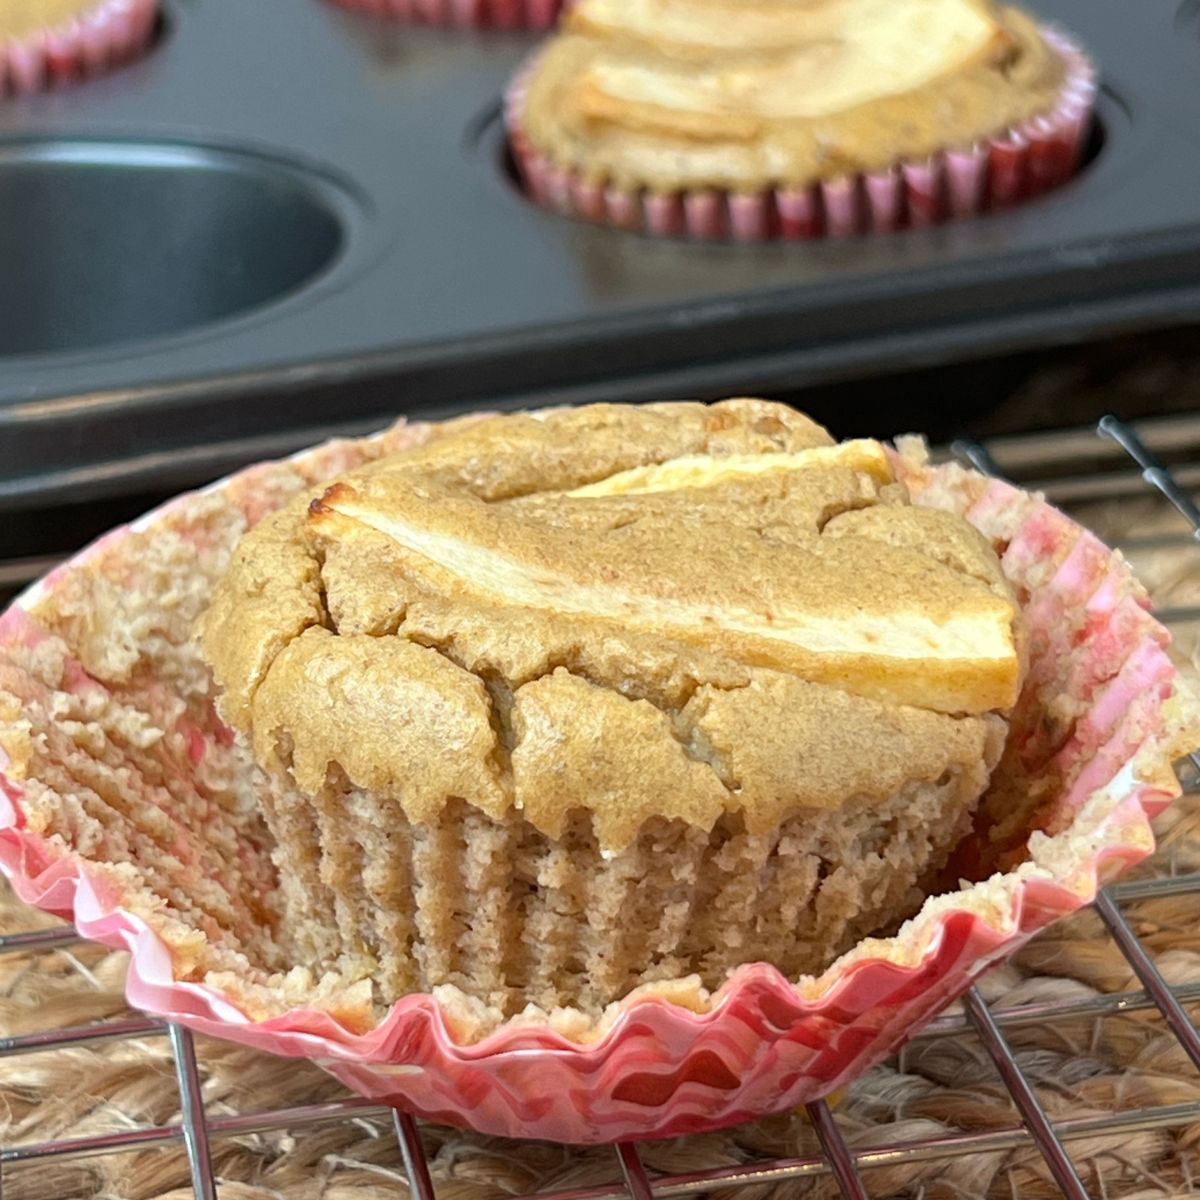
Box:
0;141;349;358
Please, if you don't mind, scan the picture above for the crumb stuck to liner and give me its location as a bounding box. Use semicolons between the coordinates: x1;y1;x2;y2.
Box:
0;412;1195;1144
324;0;563;31
504;27;1096;242
1;0;159;97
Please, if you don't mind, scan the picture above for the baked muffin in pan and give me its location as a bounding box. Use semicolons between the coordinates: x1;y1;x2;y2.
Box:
507;0;1096;239
2;0;159;95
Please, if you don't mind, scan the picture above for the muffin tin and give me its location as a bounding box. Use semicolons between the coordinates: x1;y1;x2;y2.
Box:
3;0;1200;509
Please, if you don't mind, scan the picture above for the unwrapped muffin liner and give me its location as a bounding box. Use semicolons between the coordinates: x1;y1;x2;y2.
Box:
325;0;563;31
0;418;1193;1144
1;0;158;97
505;27;1096;241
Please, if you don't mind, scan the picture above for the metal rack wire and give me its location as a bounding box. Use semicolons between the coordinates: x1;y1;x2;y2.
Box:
2;416;1200;1200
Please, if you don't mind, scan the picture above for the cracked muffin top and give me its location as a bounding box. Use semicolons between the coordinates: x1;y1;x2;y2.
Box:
200;400;1023;850
516;0;1066;191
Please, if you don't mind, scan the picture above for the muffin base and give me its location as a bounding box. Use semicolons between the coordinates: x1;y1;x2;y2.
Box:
263;763;999;1019
2;0;159;97
0;415;1194;1143
505;27;1095;242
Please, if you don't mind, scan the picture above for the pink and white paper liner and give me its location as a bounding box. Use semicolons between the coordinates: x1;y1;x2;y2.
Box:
2;0;158;97
505;27;1096;241
0;420;1193;1145
325;0;563;32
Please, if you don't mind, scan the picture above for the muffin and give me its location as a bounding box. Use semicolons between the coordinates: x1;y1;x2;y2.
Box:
198;401;1022;1017
506;0;1096;239
1;401;1194;1142
2;0;159;96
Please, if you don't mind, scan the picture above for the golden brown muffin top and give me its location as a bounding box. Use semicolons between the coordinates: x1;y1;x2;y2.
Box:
1;0;98;37
517;0;1065;191
200;401;1021;850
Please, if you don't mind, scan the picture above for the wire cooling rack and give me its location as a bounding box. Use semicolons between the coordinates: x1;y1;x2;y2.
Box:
2;415;1200;1200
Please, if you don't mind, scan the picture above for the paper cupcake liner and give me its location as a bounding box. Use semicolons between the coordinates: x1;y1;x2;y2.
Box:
1;0;159;97
0;418;1194;1145
504;27;1096;241
325;0;563;31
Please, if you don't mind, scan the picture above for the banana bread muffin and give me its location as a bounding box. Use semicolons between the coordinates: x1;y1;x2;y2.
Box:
200;400;1022;1018
505;0;1093;239
516;0;1065;193
1;0;159;95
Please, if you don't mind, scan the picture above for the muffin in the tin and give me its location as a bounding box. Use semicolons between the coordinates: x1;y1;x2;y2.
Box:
506;0;1097;240
1;0;159;95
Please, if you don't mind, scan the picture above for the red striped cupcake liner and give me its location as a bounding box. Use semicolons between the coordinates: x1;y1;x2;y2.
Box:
1;0;159;97
505;26;1096;241
325;0;563;32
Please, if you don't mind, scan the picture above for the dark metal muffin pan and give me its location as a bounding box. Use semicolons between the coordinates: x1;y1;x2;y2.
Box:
3;0;1200;508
